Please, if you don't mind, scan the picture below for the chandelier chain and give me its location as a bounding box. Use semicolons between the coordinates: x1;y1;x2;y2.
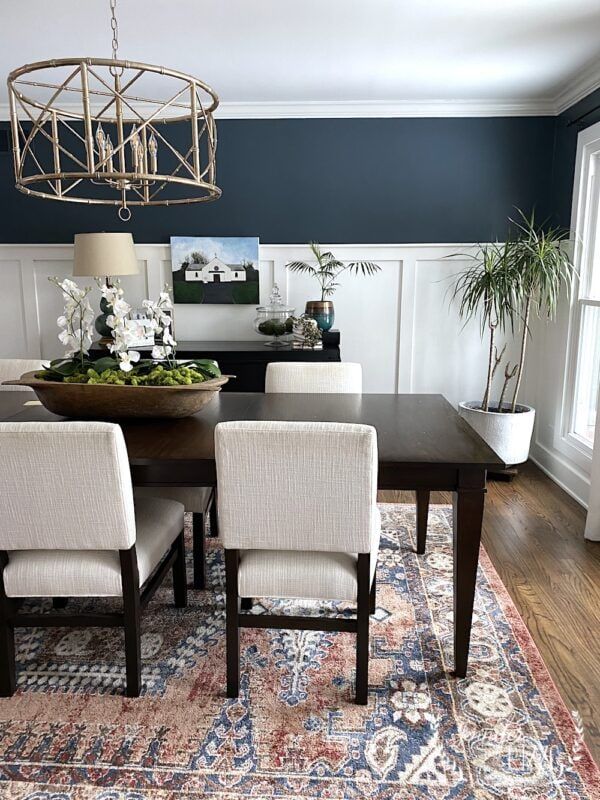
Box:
109;0;119;61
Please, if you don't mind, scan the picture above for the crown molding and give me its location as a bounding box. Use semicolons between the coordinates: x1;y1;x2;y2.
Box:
554;57;600;115
213;98;558;118
0;97;557;121
2;84;599;121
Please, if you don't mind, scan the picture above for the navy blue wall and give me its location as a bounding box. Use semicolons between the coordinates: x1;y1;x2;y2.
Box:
0;117;556;244
551;87;600;229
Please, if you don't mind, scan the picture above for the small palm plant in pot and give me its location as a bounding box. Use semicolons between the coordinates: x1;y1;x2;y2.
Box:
286;242;381;330
452;211;575;465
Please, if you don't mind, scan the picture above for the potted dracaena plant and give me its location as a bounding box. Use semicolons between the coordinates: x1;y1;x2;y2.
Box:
452;211;575;465
285;242;381;330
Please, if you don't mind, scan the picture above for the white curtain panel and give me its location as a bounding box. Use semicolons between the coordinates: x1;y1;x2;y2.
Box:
584;392;600;541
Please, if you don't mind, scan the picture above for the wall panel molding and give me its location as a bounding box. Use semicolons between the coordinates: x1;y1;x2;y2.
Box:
0;241;489;400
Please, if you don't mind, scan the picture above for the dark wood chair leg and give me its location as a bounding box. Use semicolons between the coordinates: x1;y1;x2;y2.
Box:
173;530;188;608
209;488;219;538
355;553;370;705
225;549;240;699
52;597;68;609
453;470;486;678
120;546;142;698
0;618;15;697
0;552;16;697
240;597;253;611
192;512;206;590
369;573;376;615
416;490;430;554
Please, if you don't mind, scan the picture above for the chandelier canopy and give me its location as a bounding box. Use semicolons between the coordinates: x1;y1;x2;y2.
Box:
6;0;220;220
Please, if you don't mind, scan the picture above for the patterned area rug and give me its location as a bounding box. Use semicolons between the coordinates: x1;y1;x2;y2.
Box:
0;504;598;799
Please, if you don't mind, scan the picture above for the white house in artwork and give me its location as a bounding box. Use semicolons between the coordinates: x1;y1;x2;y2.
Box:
184;257;247;283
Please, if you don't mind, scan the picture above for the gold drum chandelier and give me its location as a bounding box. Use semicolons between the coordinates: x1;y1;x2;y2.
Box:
6;0;220;220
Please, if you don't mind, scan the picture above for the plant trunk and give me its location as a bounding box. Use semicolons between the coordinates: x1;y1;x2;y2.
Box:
510;297;531;413
482;323;495;412
497;363;517;412
497;381;508;413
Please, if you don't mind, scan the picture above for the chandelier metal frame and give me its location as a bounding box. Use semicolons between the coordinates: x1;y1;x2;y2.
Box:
6;0;220;219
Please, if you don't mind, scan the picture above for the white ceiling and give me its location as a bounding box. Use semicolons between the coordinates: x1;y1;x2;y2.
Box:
2;0;600;117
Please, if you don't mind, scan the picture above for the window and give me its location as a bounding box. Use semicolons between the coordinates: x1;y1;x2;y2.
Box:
567;126;600;450
572;305;600;445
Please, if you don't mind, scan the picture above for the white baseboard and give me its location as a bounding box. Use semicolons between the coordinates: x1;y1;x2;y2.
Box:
528;442;590;509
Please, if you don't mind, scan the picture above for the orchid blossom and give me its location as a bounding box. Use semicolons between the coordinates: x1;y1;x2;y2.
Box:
50;277;95;368
118;350;141;373
144;285;176;366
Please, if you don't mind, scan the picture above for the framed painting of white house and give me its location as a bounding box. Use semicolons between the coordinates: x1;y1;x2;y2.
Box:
171;236;260;304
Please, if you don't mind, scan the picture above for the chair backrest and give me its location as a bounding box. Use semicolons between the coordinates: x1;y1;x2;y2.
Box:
215;421;377;553
0;359;43;392
0;422;136;551
265;362;362;394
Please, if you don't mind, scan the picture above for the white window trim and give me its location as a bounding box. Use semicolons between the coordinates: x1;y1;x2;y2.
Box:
557;121;600;464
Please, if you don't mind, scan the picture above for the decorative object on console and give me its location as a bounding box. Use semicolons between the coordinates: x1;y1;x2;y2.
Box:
291;315;322;349
6;0;220;221
286;242;381;331
3;279;228;418
451;210;575;465
73;232;139;341
304;300;335;332
171;237;259;304
128;310;157;347
254;284;295;347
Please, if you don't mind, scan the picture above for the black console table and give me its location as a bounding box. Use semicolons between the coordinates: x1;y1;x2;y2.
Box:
90;335;341;392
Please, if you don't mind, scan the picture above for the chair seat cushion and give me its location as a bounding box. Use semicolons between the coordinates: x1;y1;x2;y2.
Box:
238;508;380;602
3;496;184;598
134;485;213;514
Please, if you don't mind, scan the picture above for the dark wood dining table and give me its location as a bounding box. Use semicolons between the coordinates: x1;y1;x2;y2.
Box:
0;390;503;677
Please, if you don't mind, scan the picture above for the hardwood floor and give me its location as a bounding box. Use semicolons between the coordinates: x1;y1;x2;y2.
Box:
379;460;600;765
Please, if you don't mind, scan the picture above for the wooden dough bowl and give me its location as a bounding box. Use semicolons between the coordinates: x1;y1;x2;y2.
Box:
3;371;230;419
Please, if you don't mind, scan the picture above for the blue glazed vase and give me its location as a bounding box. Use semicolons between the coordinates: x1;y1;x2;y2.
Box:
305;300;335;331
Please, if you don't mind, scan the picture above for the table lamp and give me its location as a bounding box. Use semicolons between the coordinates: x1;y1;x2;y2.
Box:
73;232;139;340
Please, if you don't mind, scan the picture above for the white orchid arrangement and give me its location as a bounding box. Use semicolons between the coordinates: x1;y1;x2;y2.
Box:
49;278;95;368
142;291;177;365
98;281;177;372
39;278;221;386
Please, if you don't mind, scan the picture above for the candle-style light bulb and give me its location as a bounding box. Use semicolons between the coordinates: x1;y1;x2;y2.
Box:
105;135;114;173
148;132;158;174
95;123;106;170
130;124;142;173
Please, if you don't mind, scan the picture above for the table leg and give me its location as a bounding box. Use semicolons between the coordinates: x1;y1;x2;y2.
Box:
453;471;486;678
415;490;430;554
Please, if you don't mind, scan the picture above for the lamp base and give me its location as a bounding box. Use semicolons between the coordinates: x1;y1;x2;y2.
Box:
94;296;113;340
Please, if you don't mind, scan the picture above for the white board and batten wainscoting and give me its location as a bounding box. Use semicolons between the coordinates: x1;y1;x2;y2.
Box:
0;242;589;508
0;242;513;402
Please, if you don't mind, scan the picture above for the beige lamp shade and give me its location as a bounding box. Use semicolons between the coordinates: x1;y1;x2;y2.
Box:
72;233;139;278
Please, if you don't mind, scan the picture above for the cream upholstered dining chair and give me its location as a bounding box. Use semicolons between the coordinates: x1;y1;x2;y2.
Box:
240;361;364;613
265;362;362;394
0;359;43;391
216;420;379;705
0;359;212;591
133;485;216;590
0;421;187;697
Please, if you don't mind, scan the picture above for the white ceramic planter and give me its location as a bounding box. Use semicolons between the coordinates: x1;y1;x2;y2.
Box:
458;401;535;466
